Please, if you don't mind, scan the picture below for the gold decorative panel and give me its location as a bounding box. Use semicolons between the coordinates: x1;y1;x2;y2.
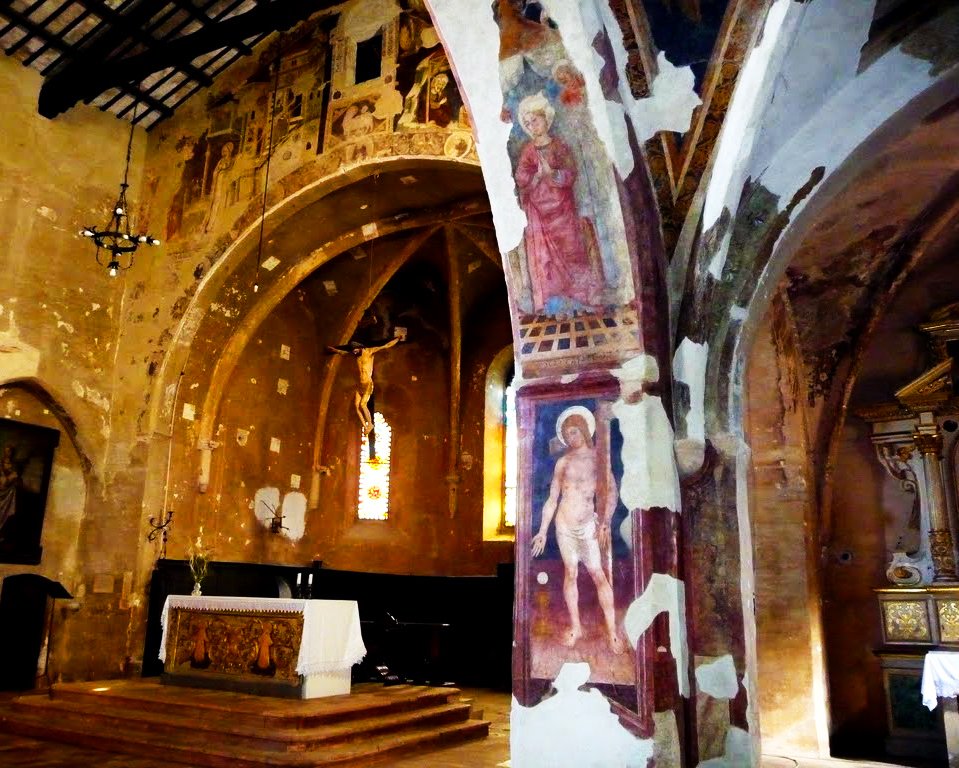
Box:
164;608;304;681
882;601;931;643
937;600;959;643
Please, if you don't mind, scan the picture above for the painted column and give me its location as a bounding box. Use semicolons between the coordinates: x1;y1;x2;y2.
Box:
914;427;958;582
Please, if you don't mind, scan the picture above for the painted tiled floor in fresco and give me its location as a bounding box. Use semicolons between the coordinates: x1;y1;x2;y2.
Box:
0;688;937;768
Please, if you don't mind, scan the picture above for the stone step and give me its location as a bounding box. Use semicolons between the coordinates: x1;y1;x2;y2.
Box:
45;679;458;728
0;705;490;767
12;693;474;752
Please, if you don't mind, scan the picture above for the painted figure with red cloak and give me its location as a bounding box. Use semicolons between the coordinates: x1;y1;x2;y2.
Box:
515;92;605;318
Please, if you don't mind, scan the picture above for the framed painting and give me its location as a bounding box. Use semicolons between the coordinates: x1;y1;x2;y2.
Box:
0;417;60;565
514;381;642;714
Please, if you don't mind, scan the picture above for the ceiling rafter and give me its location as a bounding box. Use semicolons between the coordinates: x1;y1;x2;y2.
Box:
37;0;338;120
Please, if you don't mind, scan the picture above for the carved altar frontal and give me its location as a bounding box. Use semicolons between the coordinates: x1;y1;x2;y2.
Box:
165;605;304;681
159;596;366;698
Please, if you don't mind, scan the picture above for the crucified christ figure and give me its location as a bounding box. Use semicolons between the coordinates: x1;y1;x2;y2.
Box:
327;334;401;436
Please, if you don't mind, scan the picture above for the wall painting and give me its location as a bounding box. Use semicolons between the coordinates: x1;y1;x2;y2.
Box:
515;387;637;711
0;418;60;565
495;0;645;379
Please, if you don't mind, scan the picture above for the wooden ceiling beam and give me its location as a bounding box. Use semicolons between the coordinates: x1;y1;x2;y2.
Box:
38;0;337;119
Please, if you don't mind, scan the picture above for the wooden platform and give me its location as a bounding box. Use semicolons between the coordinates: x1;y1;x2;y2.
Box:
0;679;490;767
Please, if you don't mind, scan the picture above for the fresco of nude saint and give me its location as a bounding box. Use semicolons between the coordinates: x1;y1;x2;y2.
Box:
523;396;635;690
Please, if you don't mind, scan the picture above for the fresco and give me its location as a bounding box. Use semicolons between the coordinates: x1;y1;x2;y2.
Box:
495;0;644;378
162;3;477;244
519;392;636;697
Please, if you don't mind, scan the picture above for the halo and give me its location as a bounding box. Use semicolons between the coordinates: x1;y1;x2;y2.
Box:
555;406;595;445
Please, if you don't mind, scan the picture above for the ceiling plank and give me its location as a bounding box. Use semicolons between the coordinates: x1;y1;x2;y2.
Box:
39;0;339;119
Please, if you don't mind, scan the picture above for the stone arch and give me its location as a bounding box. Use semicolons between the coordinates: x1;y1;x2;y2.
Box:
145;156;484;440
0;376;96;479
700;63;959;760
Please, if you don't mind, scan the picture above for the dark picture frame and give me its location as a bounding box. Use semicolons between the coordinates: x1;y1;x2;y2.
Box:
0;417;61;565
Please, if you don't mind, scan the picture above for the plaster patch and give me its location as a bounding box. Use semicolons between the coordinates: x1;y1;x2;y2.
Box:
261;256;280;271
181;402;195;421
672;338;708;443
0;311;40;380
624;573;689;697
697;727;752;767
428;0;525;253
510;663;653;767
290;473;301;490
71;381;111;412
559;373;579;384
36;205;56;221
729;304;748;322
322;280;337;295
695;655;739;700
236;428;249;446
280;491;307;541
277;378;289;395
280;344;291;360
254;486;281;528
270;437;281;453
611;356;680;512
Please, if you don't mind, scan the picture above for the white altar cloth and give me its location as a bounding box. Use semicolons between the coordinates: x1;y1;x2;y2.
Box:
922;650;959;709
159;595;366;677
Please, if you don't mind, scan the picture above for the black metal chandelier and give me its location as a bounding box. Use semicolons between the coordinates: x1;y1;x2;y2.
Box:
80;114;160;277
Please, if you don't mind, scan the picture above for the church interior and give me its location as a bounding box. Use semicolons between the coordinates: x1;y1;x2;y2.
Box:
0;0;958;766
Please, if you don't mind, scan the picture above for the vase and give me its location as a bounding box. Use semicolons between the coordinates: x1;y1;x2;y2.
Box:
192;582;202;597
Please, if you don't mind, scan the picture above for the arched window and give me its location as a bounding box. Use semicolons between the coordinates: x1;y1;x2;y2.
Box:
357;412;391;521
483;346;516;541
502;379;518;529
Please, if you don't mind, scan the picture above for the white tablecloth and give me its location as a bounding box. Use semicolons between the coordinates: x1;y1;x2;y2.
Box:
922;650;959;710
159;595;366;675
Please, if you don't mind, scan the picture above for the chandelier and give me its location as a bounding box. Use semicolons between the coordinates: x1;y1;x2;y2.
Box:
80;112;159;277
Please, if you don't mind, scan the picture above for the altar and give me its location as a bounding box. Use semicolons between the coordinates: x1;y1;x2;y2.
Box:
159;595;365;699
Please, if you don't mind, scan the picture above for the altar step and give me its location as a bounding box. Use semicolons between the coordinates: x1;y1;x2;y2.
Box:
0;679;491;767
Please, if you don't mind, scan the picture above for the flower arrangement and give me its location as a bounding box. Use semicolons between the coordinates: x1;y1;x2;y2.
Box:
189;527;211;596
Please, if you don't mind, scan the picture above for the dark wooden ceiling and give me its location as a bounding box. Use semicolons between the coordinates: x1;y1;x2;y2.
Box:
0;0;339;128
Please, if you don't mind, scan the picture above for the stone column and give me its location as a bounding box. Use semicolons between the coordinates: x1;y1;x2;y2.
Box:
915;429;957;581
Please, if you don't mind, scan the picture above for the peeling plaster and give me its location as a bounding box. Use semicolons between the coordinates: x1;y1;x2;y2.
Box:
697;727;752;768
611;355;680;512
510;663;653;768
71;380;110;412
673;338;708;443
280;491;307;541
695;654;739;699
624;573;689;698
702;0;792;232
254;486;280;528
0;311;40;380
427;0;522;253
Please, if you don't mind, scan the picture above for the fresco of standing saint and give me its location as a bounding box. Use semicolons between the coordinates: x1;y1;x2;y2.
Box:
516;93;605;318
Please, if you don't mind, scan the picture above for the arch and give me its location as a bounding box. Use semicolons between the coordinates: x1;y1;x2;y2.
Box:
0;376;96;479
145;157;485;441
482;344;515;542
705;67;959;760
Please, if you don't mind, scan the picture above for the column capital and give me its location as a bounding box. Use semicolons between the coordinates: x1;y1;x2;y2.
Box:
914;430;943;457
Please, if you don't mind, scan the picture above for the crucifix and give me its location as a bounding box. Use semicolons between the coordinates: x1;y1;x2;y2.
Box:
327;332;403;450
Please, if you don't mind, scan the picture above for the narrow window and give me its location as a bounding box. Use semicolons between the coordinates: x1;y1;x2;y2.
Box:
357;412;391;520
502;379;518;529
355;34;383;84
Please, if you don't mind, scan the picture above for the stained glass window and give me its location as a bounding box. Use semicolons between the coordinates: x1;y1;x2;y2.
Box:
357;412;391;521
